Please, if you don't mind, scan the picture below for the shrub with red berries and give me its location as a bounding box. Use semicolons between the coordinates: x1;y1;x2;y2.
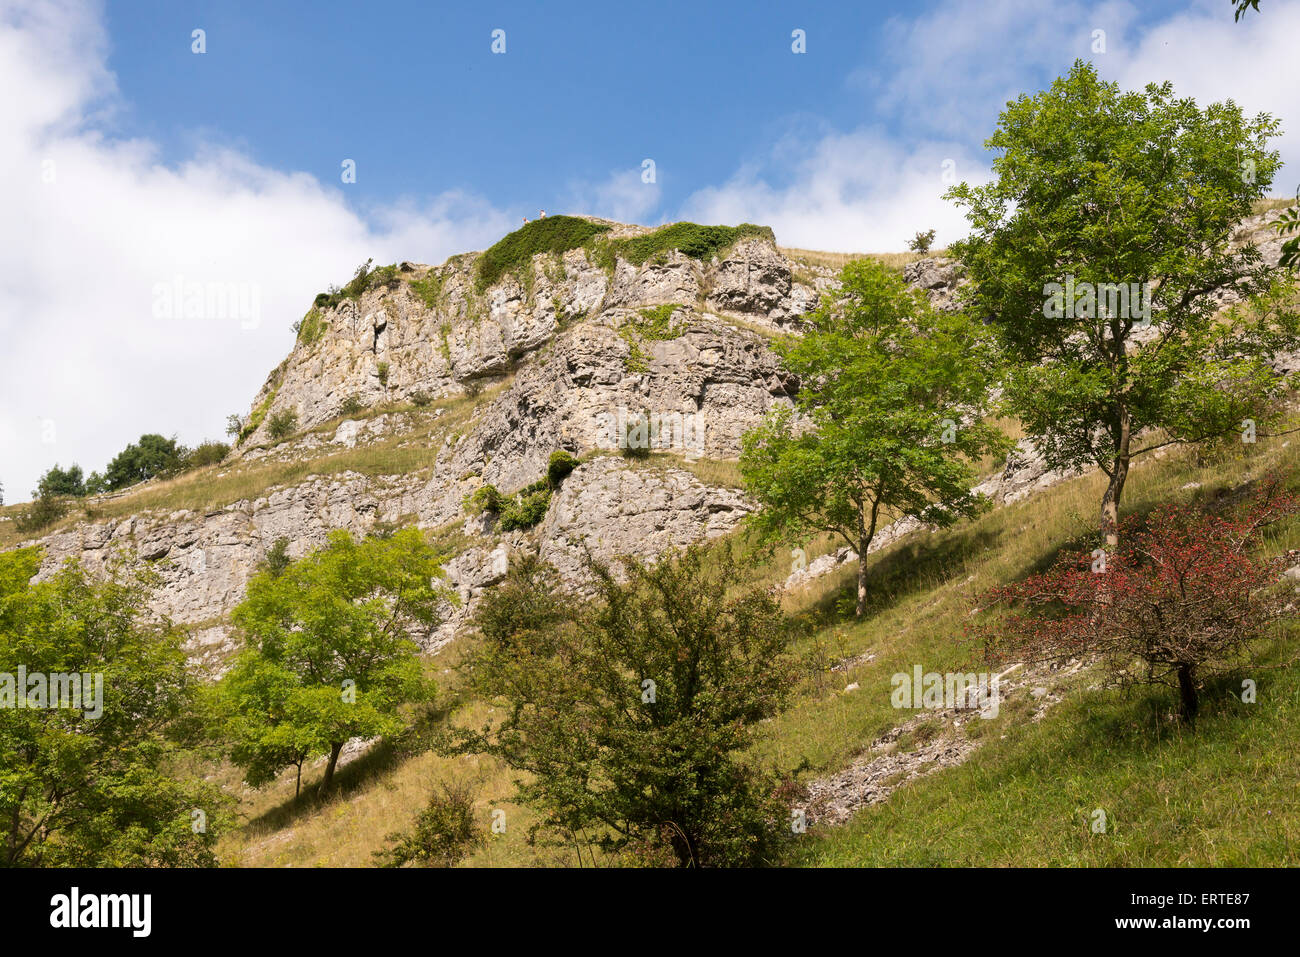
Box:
974;480;1299;723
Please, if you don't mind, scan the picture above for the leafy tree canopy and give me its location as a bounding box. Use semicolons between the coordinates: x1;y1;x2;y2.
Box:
741;257;1008;616
97;433;186;492
0;548;227;866
453;546;798;867
35;463;85;499
221;528;446;794
946;60;1298;545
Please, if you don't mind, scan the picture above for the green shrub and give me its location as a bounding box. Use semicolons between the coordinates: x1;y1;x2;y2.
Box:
375;782;484;868
621;413;653;458
294;308;328;346
437;323;453;363
476;216;612;291
409;272;445;310
547;450;579;488
36;464;85;498
498;486;552;531
262;537;291;578
619;305;686;373
340;395;366;416
610;222;773;266
312;259;400;310
98;434;186;490
367;264;399;291
454;543;798;867
634;304;684;337
267;409;298;441
465;484;503;515
184;441;230;469
14;494;68;534
907;229;937;254
409;390;432;408
377;361;390;387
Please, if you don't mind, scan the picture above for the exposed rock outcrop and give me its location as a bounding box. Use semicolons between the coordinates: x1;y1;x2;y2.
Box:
236;225;815;449
19;222;817;661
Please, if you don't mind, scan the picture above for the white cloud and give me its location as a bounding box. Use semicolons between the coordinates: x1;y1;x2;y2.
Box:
1105;0;1300;180
861;0;1140;141
0;0;513;504
680;0;1298;255
680;128;987;251
563;166;663;225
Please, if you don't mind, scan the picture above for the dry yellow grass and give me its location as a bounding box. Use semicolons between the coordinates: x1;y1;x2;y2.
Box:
0;384;511;550
1253;196;1297;214
214;424;1300;868
779;247;946;271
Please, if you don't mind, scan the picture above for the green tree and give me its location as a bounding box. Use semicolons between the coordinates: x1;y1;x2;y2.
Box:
0;549;226;866
454;546;798;867
946;61;1297;547
35;464;85;498
740;258;1008;617
221;528;446;795
99;434;186;491
267;409;298;441
907;228;937;254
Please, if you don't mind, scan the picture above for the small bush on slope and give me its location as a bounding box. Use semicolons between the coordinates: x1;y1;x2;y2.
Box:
374;781;484;867
449;546;799;867
975;481;1300;722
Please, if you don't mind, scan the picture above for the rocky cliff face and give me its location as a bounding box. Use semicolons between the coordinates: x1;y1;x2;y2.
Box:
238;229;813;448
21;222;818;663
17;210;1292;666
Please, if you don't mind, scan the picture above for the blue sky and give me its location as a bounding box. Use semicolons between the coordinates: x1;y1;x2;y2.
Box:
95;0;1231;236
96;0;980;221
3;0;1298;503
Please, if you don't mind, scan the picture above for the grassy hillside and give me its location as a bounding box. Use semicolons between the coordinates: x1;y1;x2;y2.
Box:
216;421;1300;867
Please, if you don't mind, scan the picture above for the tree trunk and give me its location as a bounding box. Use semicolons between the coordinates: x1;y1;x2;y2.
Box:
855;541;868;618
322;741;344;792
295;761;303;798
669;827;698;868
1177;664;1198;724
1101;414;1133;550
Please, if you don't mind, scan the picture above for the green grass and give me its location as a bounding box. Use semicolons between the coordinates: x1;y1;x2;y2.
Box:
294;308;327;347
609;222;774;266
618;305;688;372
746;436;1300;866
210;429;1300;867
475;216;611;291
239;389;277;444
0;385;511;548
779;247;947;272
409;271;446;310
1253;196;1297;215
789;649;1300;866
